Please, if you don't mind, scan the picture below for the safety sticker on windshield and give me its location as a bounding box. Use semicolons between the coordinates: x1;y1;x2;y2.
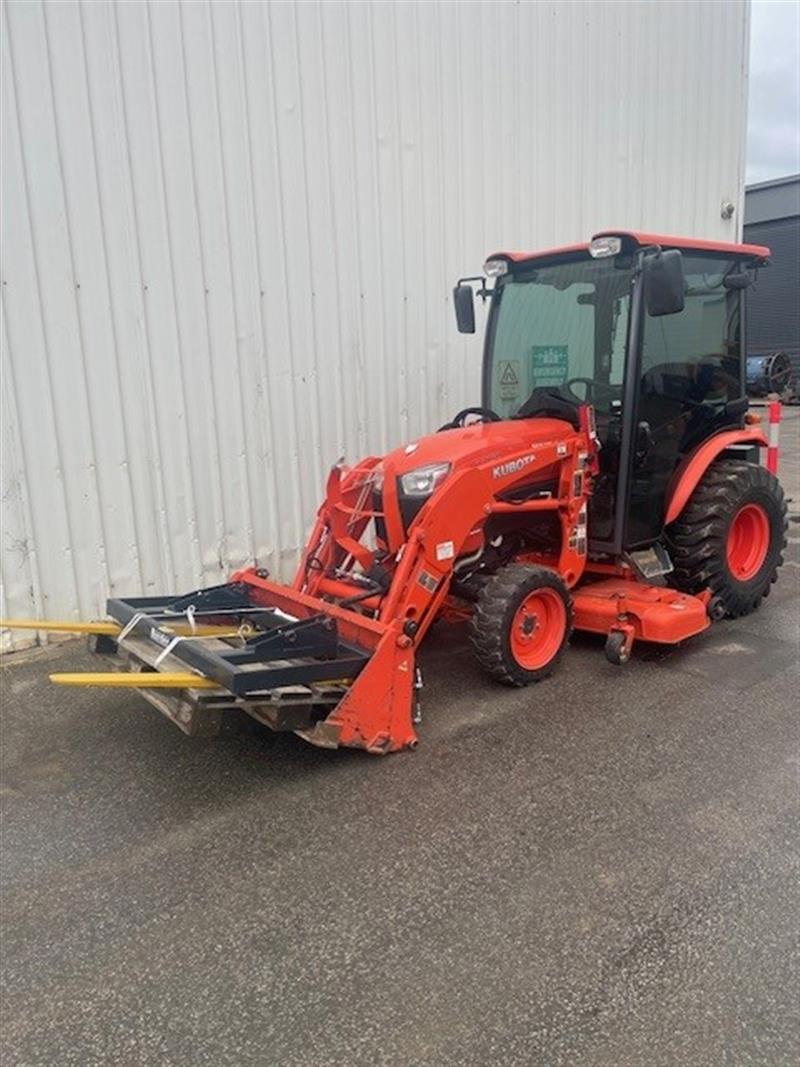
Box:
530;346;568;388
496;359;521;402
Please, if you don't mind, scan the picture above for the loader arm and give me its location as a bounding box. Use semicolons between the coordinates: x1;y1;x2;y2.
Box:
24;406;596;753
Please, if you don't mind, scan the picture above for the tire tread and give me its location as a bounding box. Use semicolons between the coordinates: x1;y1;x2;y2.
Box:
469;564;573;686
666;458;787;618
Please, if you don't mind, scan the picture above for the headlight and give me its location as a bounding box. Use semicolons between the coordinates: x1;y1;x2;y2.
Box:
400;462;451;497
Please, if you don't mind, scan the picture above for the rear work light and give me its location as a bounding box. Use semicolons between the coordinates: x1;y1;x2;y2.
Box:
588;236;622;258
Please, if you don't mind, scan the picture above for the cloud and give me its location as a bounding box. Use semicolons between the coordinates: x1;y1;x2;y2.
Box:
747;0;800;183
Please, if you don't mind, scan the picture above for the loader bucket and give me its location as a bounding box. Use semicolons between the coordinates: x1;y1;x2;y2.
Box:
55;568;418;753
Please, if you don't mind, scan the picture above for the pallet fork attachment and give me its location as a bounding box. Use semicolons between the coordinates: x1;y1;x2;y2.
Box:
2;572;418;753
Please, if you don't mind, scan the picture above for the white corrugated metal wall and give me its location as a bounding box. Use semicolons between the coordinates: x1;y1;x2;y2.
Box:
1;0;750;645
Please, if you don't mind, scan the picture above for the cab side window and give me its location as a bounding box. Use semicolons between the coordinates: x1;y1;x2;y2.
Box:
627;255;743;547
639;255;741;441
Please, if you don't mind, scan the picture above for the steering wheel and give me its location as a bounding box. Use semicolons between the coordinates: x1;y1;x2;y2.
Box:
438;406;502;431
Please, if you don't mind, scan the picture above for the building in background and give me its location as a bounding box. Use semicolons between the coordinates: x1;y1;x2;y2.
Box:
1;0;752;644
743;174;800;394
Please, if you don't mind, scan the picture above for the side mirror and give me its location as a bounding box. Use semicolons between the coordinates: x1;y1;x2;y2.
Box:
453;283;476;334
643;249;685;317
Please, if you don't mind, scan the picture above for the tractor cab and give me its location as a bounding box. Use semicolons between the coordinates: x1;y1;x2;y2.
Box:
454;231;770;555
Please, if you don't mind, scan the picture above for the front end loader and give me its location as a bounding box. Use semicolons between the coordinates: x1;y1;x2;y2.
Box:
3;231;787;754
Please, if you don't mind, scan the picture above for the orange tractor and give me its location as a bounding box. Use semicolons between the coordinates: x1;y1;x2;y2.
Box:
5;231;787;753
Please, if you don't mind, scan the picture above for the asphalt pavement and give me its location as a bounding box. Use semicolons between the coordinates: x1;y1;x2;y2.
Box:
2;408;799;1066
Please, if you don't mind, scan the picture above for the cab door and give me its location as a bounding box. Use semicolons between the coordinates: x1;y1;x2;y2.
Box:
625;255;744;548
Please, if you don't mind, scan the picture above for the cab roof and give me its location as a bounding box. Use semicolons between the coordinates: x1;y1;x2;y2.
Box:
490;229;771;267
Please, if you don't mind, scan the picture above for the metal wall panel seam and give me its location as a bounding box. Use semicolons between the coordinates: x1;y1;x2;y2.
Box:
255;0;307;560
62;0;142;599
76;0;146;593
294;0;346;477
314;1;352;463
109;0;176;590
1;296;43;629
405;0;430;437
173;0;230;577
118;0;192;589
391;0;412;438
289;0;328;499
410;0;431;436
231;0;283;569
143;0;204;587
1;19;42;631
207;0;259;567
736;0;752;237
263;0;312;547
197;0;251;568
365;1;391;455
342;0;370;461
437;0;457;417
240;0;300;569
3;3;83;617
40;1;112;605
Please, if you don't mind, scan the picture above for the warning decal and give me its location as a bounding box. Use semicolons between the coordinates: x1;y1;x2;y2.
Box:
497;359;521;401
499;361;519;386
417;569;439;593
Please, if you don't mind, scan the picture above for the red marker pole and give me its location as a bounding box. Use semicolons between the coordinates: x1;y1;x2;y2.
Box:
767;400;781;475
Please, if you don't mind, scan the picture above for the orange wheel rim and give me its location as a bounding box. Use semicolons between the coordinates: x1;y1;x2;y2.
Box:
726;503;770;581
509;588;566;670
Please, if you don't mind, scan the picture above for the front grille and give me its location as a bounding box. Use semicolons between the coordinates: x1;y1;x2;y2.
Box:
372;485;427;540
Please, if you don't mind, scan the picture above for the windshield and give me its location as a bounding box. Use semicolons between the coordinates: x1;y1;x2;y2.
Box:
486;256;634;418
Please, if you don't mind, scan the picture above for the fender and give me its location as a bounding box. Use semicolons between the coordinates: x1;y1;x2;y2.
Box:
663;428;769;527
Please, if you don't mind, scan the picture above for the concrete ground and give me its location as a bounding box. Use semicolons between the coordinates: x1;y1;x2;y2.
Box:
2;409;799;1067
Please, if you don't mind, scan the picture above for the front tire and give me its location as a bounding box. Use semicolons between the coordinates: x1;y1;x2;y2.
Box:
667;459;787;618
469;565;573;686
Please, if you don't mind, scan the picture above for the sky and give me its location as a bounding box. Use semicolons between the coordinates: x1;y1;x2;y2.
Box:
746;0;800;183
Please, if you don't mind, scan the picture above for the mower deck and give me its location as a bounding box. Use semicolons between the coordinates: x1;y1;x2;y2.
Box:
572;577;711;658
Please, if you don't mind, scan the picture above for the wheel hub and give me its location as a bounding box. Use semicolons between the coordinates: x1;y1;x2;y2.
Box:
510;588;567;670
726;503;770;581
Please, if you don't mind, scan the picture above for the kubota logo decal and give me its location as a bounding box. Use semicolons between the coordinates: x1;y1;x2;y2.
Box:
492;454;535;479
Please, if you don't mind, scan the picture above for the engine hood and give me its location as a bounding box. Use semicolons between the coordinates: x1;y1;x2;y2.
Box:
382;417;575;477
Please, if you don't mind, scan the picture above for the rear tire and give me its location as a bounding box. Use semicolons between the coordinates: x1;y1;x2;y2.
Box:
469;564;573;686
666;459;787;618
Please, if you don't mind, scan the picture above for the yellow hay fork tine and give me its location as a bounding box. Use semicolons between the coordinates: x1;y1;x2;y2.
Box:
50;672;220;689
49;672;355;690
1;619;120;635
0;619;242;638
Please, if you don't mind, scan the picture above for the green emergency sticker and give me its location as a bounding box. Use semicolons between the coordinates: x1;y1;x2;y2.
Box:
530;346;568;388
